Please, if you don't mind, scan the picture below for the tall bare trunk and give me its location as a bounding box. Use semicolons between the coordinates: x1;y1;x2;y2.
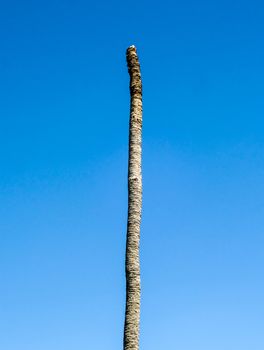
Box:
123;45;143;350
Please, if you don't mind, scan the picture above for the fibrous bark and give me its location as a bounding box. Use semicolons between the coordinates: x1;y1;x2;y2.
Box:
123;45;143;350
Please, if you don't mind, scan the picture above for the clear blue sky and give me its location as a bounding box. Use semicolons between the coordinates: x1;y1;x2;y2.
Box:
1;0;264;349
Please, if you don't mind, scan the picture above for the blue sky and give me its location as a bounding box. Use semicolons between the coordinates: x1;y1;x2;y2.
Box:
1;0;264;349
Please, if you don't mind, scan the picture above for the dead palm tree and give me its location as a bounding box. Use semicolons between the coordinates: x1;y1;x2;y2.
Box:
123;45;143;350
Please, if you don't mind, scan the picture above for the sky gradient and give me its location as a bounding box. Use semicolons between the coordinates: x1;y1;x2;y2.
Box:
1;0;264;349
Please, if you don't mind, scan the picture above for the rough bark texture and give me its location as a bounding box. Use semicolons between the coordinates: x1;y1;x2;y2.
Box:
123;45;143;350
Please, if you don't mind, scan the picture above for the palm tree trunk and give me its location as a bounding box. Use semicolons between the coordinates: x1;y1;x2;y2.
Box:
123;45;143;350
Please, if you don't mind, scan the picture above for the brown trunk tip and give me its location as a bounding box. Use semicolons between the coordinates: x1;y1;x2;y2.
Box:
126;45;137;56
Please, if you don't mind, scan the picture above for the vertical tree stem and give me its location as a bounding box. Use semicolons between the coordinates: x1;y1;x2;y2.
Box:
123;45;143;350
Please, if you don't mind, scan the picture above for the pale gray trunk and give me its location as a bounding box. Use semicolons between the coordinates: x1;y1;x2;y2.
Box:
123;46;143;350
